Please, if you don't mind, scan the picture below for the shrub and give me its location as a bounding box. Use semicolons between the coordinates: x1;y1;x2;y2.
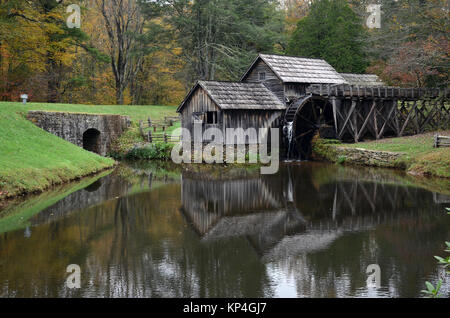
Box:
337;156;347;164
125;143;174;161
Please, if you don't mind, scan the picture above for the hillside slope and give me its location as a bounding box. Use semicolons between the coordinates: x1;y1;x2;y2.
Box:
0;103;128;198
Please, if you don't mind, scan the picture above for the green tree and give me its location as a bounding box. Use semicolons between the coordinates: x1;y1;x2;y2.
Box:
140;0;286;83
287;0;368;73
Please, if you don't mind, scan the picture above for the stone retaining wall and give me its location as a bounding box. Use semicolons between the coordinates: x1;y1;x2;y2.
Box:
333;146;405;167
27;111;131;156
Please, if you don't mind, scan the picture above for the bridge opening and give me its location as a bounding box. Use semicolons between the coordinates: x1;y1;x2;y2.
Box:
83;128;101;154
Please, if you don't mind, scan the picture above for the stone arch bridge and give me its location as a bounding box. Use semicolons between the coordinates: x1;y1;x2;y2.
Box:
27;111;131;156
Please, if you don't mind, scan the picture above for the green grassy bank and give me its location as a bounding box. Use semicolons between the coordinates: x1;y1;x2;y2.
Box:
0;102;178;122
0;102;178;199
312;132;450;178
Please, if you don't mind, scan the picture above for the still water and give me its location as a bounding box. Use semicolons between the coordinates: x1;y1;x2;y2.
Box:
0;162;449;298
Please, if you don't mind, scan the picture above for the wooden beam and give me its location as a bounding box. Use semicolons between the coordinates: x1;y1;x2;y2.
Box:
373;100;379;139
356;100;377;142
377;101;397;139
338;100;357;139
400;101;417;136
332;98;338;135
394;100;401;137
352;99;359;142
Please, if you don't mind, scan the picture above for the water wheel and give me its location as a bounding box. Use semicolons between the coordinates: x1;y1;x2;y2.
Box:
284;96;334;160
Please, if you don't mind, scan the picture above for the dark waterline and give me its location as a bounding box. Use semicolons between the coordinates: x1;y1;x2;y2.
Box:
0;162;449;298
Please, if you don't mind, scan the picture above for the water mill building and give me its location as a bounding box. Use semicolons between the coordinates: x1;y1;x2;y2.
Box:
178;54;449;159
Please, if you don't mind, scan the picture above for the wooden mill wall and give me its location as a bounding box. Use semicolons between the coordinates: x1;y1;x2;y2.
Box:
180;87;222;143
222;110;283;145
284;83;307;100
180;86;284;145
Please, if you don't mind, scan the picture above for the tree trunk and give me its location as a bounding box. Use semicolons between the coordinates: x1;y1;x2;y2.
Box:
97;0;144;105
116;82;125;105
47;58;58;103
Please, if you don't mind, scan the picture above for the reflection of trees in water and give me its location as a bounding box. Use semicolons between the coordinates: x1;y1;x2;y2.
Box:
0;163;448;298
77;186;194;298
281;167;448;297
0;182;272;298
77;186;275;298
30;166;179;227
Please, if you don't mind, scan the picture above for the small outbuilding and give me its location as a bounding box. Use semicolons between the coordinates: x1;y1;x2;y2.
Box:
177;81;285;145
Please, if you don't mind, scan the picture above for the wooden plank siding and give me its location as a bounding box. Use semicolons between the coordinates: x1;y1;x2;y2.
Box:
242;59;285;102
180;87;222;143
223;110;283;144
179;85;284;145
284;83;307;100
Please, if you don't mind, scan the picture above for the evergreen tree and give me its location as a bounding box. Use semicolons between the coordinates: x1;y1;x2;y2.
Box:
287;0;368;73
140;0;286;82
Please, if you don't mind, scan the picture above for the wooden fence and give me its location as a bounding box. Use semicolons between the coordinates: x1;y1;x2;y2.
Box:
138;116;181;144
434;135;450;148
148;131;181;144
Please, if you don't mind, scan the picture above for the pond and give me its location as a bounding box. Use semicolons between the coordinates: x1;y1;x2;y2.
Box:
0;162;449;298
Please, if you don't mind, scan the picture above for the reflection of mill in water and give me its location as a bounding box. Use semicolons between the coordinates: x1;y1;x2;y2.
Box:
180;169;305;258
180;167;445;260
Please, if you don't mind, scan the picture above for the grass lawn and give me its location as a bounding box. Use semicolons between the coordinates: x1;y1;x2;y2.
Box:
0;102;179;199
344;132;450;178
0;101;178;122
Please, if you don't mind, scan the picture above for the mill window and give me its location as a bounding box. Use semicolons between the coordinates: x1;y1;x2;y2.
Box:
206;111;218;124
259;72;266;81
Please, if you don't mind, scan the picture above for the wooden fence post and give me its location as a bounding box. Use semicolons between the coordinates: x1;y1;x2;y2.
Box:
148;130;153;143
139;120;144;138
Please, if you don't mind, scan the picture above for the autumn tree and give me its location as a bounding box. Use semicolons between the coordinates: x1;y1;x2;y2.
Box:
0;0;106;102
353;0;450;87
95;0;145;105
283;0;313;32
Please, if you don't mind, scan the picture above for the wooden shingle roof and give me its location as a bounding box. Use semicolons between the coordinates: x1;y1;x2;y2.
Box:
340;73;385;87
242;54;347;84
178;81;286;112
